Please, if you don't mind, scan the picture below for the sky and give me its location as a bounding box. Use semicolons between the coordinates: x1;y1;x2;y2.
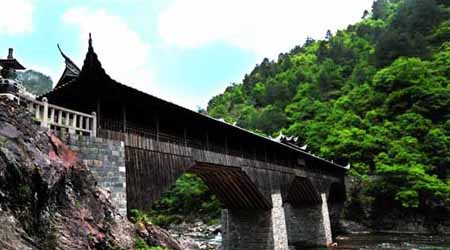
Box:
0;0;374;110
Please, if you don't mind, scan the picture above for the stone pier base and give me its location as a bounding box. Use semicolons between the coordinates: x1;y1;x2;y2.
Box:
284;193;332;247
271;192;289;250
222;209;274;250
222;192;332;250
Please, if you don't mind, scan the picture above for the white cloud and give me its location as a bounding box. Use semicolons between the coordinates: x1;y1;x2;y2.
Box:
62;8;156;95
0;0;33;34
158;0;374;58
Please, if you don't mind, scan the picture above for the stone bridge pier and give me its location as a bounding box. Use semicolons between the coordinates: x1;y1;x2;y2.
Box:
221;191;336;250
216;171;343;250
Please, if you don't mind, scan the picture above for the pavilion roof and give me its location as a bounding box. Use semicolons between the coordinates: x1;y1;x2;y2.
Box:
0;48;25;70
0;58;25;70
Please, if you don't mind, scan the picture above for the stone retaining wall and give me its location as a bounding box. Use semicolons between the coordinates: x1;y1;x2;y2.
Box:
62;134;127;215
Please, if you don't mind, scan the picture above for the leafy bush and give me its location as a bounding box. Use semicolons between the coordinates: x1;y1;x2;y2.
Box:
147;174;221;227
135;236;167;250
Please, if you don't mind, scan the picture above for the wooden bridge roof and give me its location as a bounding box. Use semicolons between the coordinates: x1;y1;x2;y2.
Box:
44;36;348;172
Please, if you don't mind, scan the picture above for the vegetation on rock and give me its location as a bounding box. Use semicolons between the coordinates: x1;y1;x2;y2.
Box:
131;210;177;250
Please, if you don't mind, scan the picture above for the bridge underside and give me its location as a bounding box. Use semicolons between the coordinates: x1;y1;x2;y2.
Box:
190;164;272;210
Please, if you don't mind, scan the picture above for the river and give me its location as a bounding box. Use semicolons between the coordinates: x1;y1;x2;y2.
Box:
307;233;450;250
195;230;450;250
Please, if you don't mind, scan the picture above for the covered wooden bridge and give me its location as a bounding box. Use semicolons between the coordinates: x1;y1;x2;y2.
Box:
44;36;348;250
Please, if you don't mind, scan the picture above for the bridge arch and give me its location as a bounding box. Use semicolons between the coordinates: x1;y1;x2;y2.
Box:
190;164;272;210
328;182;346;208
285;176;322;206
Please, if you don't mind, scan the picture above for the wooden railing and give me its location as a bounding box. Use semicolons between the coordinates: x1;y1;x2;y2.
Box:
23;96;97;137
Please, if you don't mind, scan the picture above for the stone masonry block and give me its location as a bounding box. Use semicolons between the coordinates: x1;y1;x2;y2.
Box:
60;135;127;216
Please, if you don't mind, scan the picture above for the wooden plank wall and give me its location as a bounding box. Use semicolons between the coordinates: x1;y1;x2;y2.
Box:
125;147;194;210
100;129;194;210
242;167;295;204
99;129;343;211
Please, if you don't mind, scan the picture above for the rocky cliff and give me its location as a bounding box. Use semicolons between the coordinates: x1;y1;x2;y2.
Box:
0;99;183;250
0;99;134;249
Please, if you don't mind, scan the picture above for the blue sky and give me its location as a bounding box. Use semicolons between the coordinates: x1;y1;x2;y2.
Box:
0;0;374;109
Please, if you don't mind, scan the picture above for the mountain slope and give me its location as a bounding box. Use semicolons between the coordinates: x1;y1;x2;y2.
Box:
207;0;450;220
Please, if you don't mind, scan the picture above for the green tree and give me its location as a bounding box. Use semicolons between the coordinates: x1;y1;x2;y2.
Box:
316;59;344;99
253;105;287;135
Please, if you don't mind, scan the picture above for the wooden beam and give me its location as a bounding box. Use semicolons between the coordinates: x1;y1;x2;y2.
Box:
96;97;101;128
155;114;160;142
122;104;127;132
224;135;228;155
184;128;188;147
205;131;209;151
264;144;267;162
240;143;244;158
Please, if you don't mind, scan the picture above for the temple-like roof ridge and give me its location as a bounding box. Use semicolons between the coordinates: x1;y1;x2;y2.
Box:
78;33;110;82
52;34;115;91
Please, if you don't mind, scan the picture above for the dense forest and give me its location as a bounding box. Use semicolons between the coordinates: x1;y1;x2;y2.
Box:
206;0;450;214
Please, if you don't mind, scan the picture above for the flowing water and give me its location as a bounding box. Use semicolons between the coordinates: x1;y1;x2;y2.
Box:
307;233;450;250
201;233;450;249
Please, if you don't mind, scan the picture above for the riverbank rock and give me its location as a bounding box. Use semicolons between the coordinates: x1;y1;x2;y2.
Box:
339;219;370;234
341;176;450;235
168;221;221;250
0;99;183;249
0;99;134;249
137;220;183;250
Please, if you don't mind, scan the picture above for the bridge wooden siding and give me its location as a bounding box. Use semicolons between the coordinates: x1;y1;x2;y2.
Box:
24;92;346;212
98;127;344;211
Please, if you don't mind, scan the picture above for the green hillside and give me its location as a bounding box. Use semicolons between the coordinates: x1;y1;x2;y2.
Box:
16;69;53;96
207;0;450;212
